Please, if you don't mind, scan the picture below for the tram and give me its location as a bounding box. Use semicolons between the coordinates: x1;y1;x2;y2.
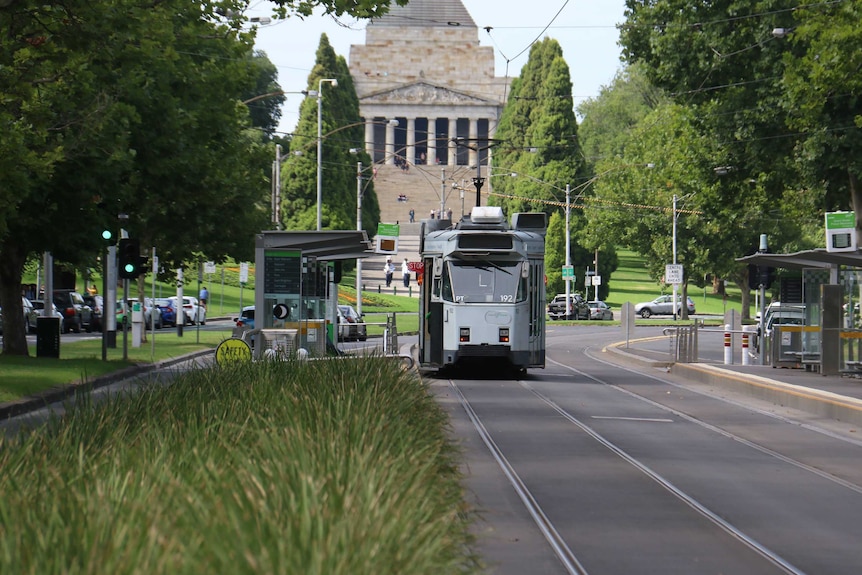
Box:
418;206;547;373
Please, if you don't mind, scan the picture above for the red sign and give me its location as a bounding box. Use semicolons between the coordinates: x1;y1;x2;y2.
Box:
407;261;424;273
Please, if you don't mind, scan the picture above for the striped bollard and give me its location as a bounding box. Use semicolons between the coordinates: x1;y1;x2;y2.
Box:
741;330;750;366
724;324;732;365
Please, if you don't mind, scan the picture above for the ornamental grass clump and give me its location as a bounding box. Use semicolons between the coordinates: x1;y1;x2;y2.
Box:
0;356;479;575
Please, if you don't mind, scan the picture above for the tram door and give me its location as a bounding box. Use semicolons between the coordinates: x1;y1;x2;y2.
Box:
529;258;546;365
419;256;443;365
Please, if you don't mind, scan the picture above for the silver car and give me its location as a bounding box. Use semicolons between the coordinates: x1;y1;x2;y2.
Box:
587;300;614;320
634;295;695;318
0;297;39;335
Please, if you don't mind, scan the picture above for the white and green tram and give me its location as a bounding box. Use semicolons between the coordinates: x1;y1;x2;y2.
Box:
418;206;547;374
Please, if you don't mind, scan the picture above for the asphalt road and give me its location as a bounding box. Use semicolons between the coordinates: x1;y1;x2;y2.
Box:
430;325;862;575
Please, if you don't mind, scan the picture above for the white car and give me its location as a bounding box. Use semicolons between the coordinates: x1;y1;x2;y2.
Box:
168;296;206;325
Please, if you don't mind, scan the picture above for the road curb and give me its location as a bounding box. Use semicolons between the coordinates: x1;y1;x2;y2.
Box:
0;349;213;421
671;362;862;428
604;338;862;428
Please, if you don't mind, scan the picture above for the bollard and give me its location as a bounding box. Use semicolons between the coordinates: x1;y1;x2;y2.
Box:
724;324;732;365
377;284;381;294
409;286;412;297
741;331;750;366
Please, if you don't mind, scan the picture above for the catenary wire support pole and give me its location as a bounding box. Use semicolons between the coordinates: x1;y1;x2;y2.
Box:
356;160;364;315
316;78;338;231
565;184;571;319
673;193;678;321
273;144;281;230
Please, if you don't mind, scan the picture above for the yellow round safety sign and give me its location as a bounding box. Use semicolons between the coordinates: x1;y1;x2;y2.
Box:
215;338;252;366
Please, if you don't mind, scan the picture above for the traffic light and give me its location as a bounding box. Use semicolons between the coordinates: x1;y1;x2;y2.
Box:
748;263;775;290
118;238;141;279
101;230;113;242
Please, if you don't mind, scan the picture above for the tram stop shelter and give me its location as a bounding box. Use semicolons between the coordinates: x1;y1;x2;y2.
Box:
254;230;372;357
738;248;862;375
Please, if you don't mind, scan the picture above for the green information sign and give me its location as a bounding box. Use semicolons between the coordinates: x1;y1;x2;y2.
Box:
377;223;400;237
825;211;855;229
561;265;574;279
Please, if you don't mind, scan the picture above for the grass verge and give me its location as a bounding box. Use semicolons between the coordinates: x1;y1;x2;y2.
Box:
0;329;231;403
0;357;480;574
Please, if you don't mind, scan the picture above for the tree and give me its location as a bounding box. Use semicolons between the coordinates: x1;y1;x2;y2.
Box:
244;51;287;138
281;34;378;239
490;38;595;295
781;0;862;231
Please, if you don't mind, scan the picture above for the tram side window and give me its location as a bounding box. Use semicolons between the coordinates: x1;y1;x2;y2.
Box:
441;264;453;302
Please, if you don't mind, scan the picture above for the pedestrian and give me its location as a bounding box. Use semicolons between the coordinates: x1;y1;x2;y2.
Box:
402;258;410;287
384;257;394;287
430;209;435;220
447;208;453;220
409;208;415;223
199;286;209;308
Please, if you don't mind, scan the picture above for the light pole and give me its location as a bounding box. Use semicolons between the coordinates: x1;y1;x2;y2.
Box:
565;183;572;318
672;193;678;321
316;78;338;231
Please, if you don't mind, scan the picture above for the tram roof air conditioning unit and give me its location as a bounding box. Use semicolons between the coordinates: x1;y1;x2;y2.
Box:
470;206;505;224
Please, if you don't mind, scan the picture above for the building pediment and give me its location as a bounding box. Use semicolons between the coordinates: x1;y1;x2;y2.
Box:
362;82;490;105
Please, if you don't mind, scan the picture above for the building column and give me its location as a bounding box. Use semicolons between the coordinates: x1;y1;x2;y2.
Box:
406;117;416;166
365;122;374;158
427;118;437;165
385;119;396;165
468;118;478;167
448;118;457;166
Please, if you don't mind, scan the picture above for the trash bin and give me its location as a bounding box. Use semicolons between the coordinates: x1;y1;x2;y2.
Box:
36;316;61;358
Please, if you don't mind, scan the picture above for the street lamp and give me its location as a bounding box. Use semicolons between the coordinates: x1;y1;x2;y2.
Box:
348;124;398;313
316;78;338;231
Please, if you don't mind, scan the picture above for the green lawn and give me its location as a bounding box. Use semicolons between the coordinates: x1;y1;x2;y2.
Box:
604;249;751;318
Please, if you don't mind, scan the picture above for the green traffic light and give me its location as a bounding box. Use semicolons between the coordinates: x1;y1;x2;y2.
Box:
124;263;135;273
102;230;112;240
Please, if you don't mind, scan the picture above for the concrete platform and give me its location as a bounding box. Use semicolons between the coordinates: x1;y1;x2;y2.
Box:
605;333;862;428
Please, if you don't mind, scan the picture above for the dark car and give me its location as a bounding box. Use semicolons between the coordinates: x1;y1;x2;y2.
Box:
153;298;178;327
547;293;590;320
52;290;92;333
82;294;104;332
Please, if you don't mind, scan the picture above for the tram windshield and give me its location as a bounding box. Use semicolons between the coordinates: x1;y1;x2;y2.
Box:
442;260;527;303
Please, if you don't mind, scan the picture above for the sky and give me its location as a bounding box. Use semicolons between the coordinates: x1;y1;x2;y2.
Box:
246;0;628;136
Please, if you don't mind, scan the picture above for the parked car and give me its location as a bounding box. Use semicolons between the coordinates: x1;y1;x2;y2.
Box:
115;300;129;328
235;305;255;330
52;290;93;333
168;296;206;325
30;299;63;333
337;305;367;341
127;298;162;329
634;295;696;318
547;293;590;320
82;294;104;332
0;297;39;335
153;298;179;327
587;300;614;320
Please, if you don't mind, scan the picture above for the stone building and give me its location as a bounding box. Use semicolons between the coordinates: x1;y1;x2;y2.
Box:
349;0;511;169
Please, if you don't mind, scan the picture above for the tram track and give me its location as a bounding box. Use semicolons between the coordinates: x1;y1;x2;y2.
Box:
446;362;843;575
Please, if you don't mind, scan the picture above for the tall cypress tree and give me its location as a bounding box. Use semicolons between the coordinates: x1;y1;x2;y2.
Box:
281;34;377;233
491;38;591;295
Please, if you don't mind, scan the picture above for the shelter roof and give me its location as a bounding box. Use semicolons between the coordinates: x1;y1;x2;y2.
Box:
737;249;862;270
255;231;373;261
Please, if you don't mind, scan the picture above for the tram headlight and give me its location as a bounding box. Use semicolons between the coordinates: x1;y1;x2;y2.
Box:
499;328;510;343
459;327;470;342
